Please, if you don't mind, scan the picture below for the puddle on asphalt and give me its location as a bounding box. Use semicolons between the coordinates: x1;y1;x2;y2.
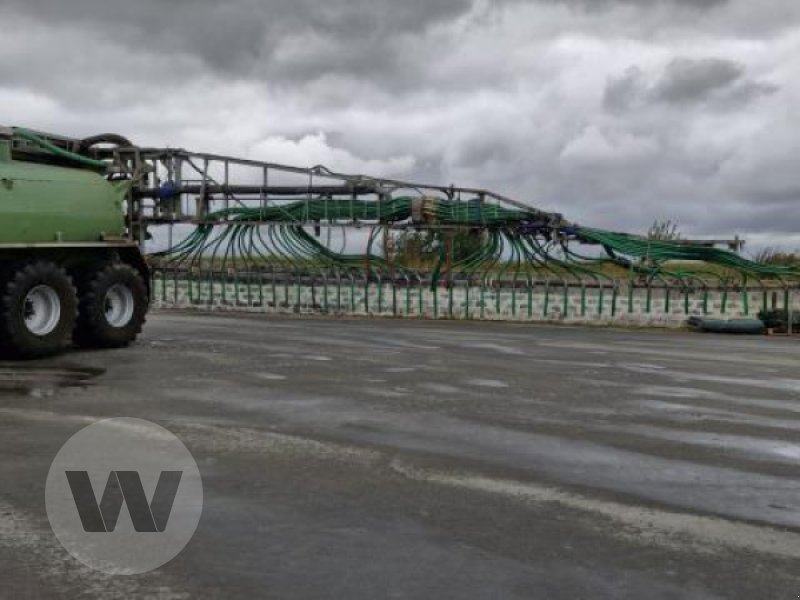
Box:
0;365;105;395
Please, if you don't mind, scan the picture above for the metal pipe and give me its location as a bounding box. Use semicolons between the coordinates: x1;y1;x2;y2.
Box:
134;184;379;198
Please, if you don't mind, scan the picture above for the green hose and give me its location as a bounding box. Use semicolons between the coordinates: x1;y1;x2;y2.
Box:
157;194;800;287
12;128;108;170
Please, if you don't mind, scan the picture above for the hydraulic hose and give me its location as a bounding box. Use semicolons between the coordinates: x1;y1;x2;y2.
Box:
12;128;108;170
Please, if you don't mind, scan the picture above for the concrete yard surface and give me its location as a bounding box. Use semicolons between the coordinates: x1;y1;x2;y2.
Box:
0;313;799;598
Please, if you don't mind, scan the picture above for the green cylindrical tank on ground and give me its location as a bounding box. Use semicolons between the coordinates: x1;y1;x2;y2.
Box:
0;137;128;244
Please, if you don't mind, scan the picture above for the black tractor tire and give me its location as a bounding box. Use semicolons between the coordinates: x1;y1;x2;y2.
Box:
74;263;148;349
0;261;79;359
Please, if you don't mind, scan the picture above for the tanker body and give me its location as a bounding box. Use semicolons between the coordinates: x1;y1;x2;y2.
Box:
0;126;149;358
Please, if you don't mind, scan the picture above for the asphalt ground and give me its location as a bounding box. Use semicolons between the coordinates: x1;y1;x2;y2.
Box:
0;313;798;599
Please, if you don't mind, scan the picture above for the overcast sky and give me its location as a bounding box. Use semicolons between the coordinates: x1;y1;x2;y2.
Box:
1;0;798;250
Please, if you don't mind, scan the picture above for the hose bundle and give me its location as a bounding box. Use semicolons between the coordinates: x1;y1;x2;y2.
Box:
158;194;800;288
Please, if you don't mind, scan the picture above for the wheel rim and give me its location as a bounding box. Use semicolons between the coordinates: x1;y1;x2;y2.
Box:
104;283;135;328
24;285;62;336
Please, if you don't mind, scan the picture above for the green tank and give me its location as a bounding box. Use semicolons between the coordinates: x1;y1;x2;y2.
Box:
0;142;129;244
0;127;149;359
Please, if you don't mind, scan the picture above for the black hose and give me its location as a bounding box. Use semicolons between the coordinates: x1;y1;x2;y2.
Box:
80;133;133;152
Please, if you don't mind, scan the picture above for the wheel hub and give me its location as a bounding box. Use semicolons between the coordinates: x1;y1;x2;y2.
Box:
104;284;135;328
24;285;62;336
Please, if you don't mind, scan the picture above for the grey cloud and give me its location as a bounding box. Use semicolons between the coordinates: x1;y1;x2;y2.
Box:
2;0;472;74
603;67;646;111
710;202;800;236
0;0;798;246
716;80;781;108
448;127;524;170
604;58;777;113
0;0;778;88
651;58;744;104
545;0;726;9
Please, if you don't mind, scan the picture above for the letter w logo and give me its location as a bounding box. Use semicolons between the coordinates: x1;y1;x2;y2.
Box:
66;471;183;533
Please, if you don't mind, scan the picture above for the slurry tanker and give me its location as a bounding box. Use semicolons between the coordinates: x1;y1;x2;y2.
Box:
1;125;789;357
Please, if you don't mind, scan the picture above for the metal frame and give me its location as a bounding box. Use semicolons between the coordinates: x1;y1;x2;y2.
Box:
93;146;563;245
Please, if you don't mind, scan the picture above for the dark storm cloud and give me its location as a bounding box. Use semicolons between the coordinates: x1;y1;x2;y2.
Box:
2;0;473;73
0;0;762;87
